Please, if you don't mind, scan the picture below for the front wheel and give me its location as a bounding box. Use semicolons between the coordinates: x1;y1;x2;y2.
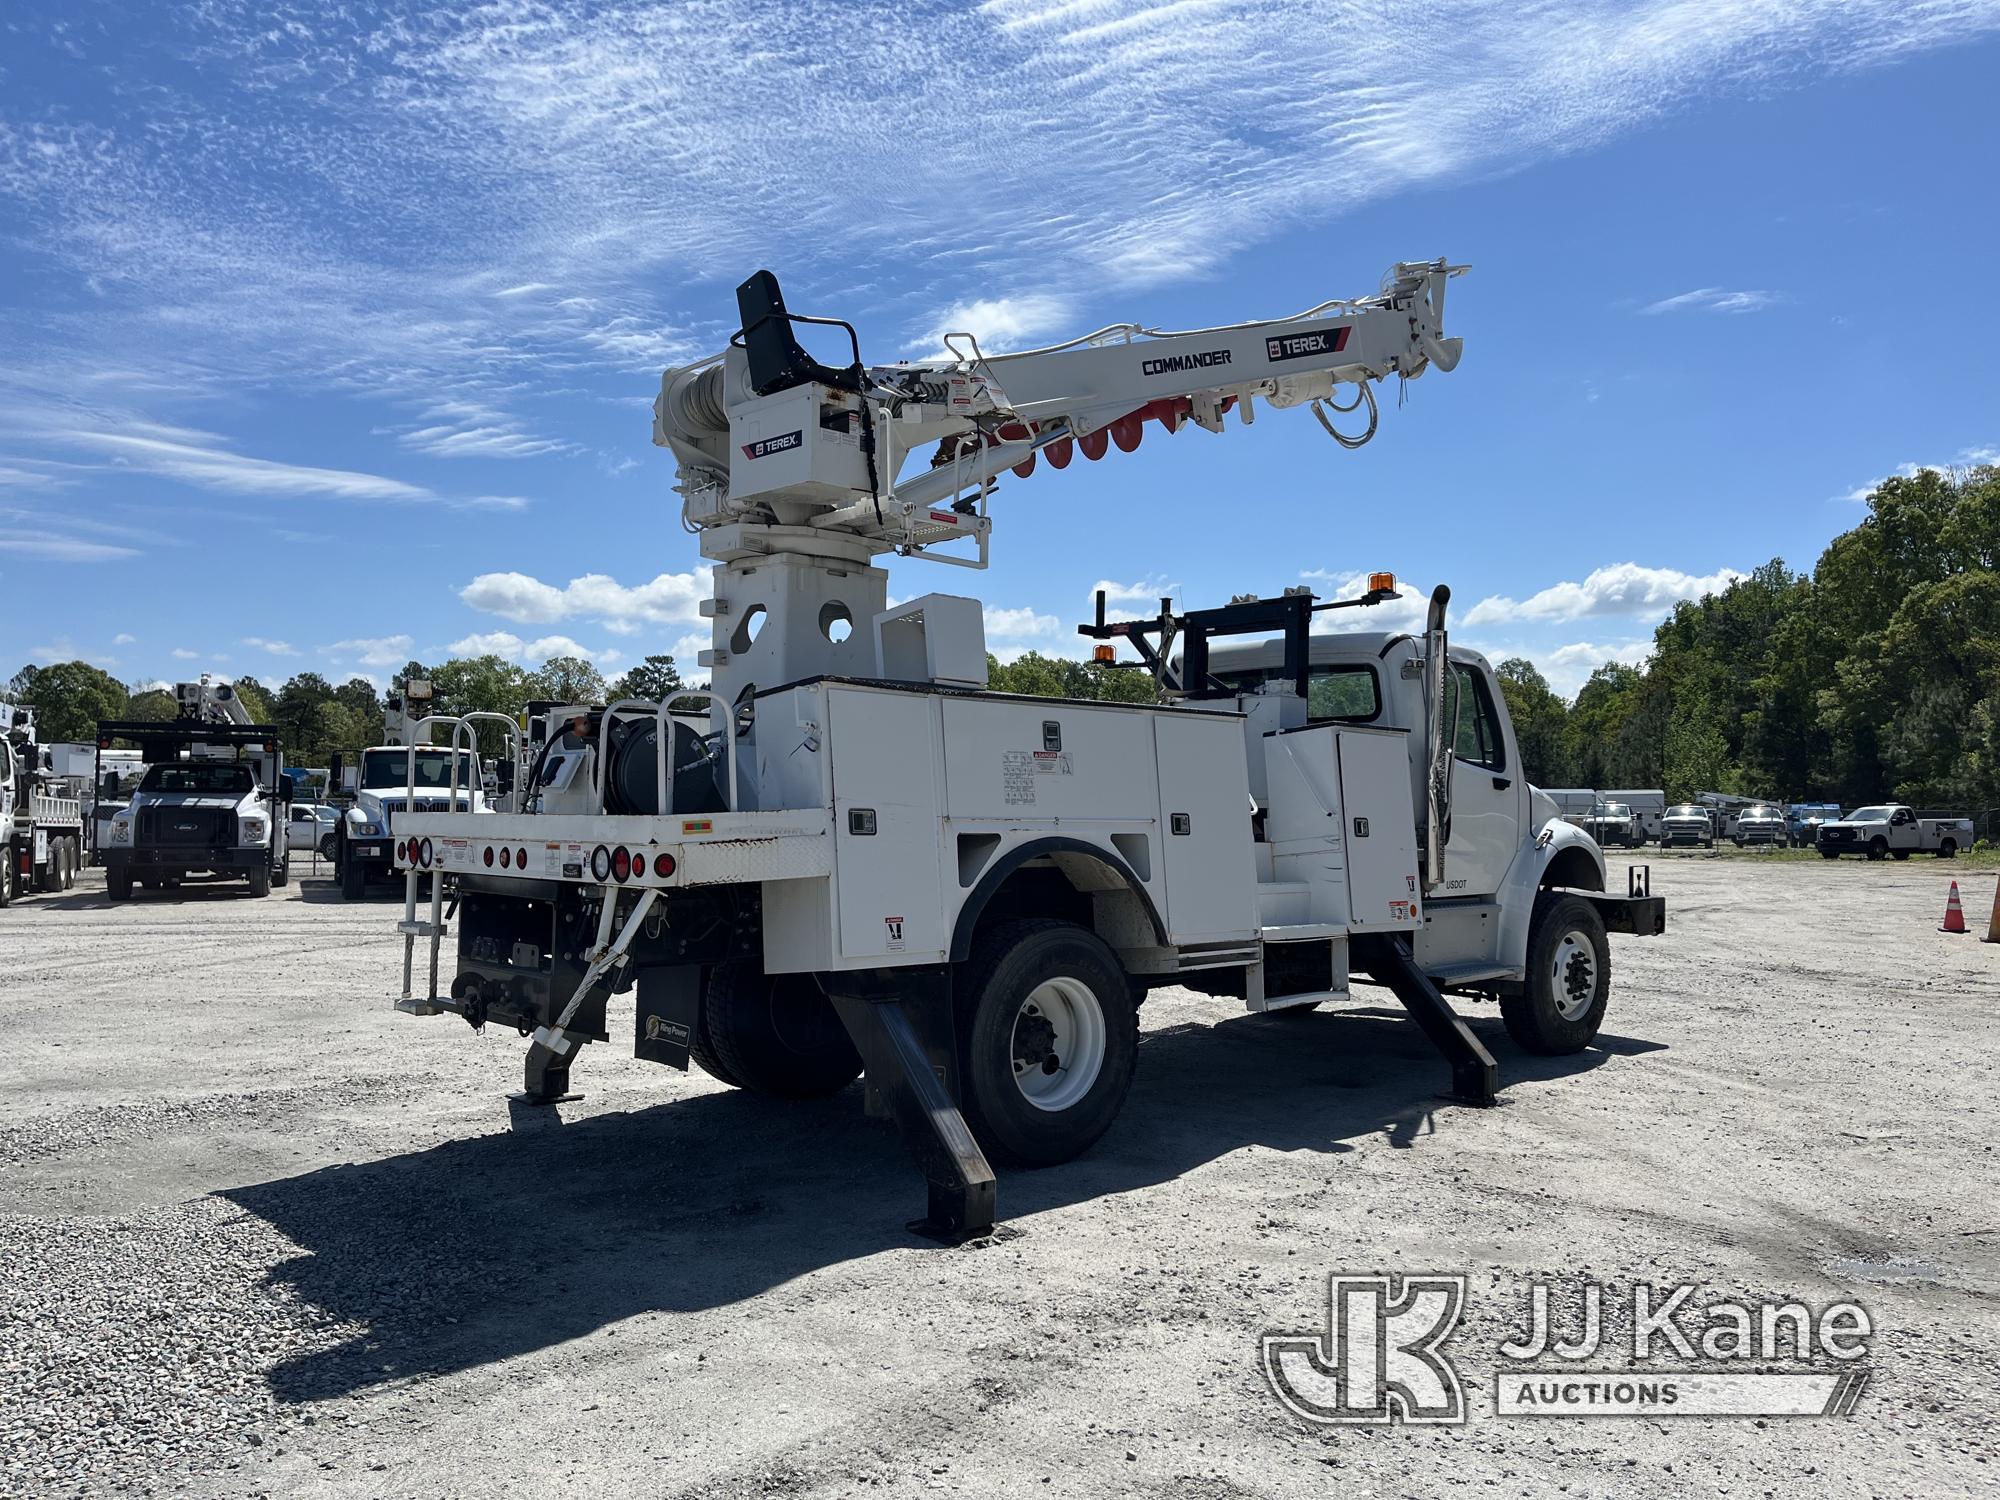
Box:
107;867;133;901
340;854;367;900
956;919;1138;1167
247;865;271;897
318;833;338;861
272;852;289;888
1866;838;1888;862
1502;893;1609;1055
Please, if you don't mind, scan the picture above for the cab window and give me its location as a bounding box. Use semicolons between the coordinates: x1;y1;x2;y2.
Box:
1446;663;1506;771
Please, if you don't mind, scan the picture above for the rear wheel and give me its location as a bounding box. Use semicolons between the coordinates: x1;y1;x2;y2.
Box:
0;846;12;907
955;919;1139;1167
1891;849;1910;861
1939;839;1959;859
63;839;78;889
272;852;289;888
318;833;338;861
703;960;861;1099
1502;893;1609;1055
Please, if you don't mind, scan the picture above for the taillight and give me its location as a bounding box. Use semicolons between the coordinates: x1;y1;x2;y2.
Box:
499;845;511;868
655;851;676;878
612;846;631;883
590;845;611;882
517;847;528;870
419;838;434;869
483;845;495;867
630;851;647;878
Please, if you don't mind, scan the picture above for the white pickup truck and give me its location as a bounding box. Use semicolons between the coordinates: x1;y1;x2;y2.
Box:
1815;805;1974;860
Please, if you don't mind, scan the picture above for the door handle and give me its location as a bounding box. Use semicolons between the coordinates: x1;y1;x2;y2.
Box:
1491;776;1512;790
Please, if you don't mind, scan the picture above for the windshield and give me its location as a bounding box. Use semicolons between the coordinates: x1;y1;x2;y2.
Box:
362;748;476;790
1592;802;1630;817
1212;662;1380;721
1849;806;1890;822
140;763;254;795
1746;805;1777;818
1669;805;1702;817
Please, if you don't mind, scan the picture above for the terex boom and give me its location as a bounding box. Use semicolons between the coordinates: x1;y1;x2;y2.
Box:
391;262;1664;1237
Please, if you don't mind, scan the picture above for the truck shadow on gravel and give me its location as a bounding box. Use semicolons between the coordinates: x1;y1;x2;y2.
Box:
223;1005;1655;1406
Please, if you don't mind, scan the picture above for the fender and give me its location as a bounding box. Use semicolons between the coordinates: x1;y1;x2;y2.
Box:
949;835;1168;962
1494;818;1607;970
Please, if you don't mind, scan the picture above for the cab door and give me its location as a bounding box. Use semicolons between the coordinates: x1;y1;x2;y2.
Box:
1439;658;1528;898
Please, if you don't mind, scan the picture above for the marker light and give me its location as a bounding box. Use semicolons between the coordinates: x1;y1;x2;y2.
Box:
590;845;611;882
612;846;632;883
418;838;434;869
483;846;495;867
499;845;511;868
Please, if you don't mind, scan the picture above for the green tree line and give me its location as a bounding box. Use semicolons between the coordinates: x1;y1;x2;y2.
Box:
1492;464;1998;811
4;653;686;770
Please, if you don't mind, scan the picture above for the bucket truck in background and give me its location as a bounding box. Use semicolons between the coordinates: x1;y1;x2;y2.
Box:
97;679;290;901
1;703;87;905
331;678;495;900
388;260;1666;1239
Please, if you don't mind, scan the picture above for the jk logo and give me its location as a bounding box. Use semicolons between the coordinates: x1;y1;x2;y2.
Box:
1262;1274;1467;1424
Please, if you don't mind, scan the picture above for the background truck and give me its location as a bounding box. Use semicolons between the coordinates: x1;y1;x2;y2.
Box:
1;703;87;904
331;677;490;900
1732;802;1789;846
1600;788;1666;843
1786;802;1843;847
1582;798;1643;849
1816;805;1973;860
1660;803;1716;848
388;262;1666;1240
1541;788;1599;829
97;680;290;900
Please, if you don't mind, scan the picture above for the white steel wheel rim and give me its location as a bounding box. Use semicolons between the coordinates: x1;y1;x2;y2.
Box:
1550;931;1598;1021
1010;976;1107;1112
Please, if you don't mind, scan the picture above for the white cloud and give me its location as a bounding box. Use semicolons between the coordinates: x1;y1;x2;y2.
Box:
983;604;1063;641
1837;445;1999;500
459;568;710;629
1089;577;1179;610
112;632;135;645
0;530;138;561
447;631;622;667
243;636;299;656
1532;640;1654;698
914;294;1072;356
1462;563;1743;626
1300;570;1434;633
1640;287;1778;316
53;428;435;503
171;648;199;660
0;0;1987;469
328;635;415;670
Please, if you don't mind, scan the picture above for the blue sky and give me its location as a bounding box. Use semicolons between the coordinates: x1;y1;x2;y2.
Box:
2;0;1995;698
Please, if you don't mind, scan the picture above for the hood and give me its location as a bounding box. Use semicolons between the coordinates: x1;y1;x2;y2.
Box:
131;792;250;810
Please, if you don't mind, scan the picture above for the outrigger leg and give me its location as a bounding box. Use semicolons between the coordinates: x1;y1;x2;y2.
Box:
828;968;997;1244
515;887;661;1107
1355;933;1499;1107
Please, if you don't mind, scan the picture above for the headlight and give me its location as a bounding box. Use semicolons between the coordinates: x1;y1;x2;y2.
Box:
351;819;383;836
111;820;131;844
241;817;267;842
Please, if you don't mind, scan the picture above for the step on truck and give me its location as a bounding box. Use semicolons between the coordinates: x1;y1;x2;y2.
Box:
388;263;1666;1239
97;680;290;900
1817;804;1974;860
1;703;87;904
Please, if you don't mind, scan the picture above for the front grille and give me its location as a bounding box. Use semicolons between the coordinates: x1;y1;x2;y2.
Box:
378;797;467;827
139;806;236;846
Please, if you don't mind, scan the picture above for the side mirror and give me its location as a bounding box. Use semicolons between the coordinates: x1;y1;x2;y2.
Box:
328;752;343;790
101;772;120;799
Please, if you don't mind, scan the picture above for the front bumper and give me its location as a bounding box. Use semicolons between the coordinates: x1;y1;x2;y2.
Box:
1737;828;1786;844
1581;891;1667;936
103;846;268;872
1660;830;1709;846
346;839;393;864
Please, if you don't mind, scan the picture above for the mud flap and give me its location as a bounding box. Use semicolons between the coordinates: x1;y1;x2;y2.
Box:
828;968;997;1244
634;964;701;1070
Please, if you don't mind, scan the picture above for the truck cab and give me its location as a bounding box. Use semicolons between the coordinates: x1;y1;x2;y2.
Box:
1661;803;1715;848
104;758;285;899
1733;803;1789;847
1817;804;1972;860
336;744;486;899
1582;800;1642;850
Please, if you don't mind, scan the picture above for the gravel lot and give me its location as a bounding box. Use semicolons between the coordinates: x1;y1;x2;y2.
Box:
3;853;1997;1498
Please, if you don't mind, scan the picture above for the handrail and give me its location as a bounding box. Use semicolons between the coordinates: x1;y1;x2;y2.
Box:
592;698;663;811
657;690;736;815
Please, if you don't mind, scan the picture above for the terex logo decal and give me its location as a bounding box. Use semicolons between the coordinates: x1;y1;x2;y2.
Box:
1266;327;1351;362
741;429;803;460
1142;348;1232;377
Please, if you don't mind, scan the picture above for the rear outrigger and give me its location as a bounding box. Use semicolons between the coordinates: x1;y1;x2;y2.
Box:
388;263;1666;1238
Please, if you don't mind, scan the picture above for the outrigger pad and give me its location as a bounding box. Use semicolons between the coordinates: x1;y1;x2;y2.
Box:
515;1035;584;1106
1355;934;1499;1107
828;972;997;1243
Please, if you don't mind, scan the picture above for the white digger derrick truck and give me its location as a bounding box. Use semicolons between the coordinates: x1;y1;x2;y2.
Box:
332;678;493;900
391;261;1665;1239
1;703;87;905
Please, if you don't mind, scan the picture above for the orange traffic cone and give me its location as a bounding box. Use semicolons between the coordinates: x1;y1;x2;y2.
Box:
1939;881;1968;934
1983;881;2000;944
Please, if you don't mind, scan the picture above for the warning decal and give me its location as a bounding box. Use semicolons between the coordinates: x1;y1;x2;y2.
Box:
1001;748;1074;805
